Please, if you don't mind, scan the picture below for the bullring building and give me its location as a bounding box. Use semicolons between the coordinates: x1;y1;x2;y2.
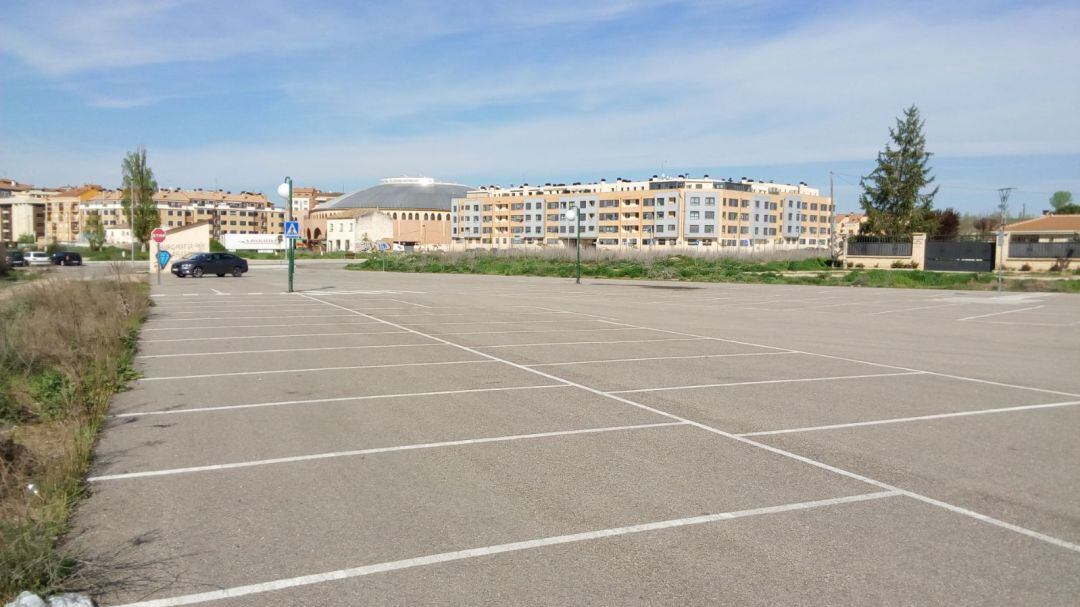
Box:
305;177;471;251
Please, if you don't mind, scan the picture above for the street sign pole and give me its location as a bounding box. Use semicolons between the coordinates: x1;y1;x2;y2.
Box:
151;228;167;285
286;178;294;293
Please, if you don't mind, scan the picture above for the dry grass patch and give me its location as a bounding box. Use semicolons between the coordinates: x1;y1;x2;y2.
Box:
1;276;149;600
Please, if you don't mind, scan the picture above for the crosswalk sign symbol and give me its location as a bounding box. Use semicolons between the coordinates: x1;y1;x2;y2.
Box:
284;221;300;239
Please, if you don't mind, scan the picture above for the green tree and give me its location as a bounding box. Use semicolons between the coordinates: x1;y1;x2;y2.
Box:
1050;191;1073;211
121;147;159;250
84;211;106;251
17;233;36;245
859;105;939;235
1054;202;1080;214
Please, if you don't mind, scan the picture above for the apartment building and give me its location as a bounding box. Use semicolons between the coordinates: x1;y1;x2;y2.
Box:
80;189;285;243
290;187;343;218
1;188;53;244
450;176;833;249
46;185;101;244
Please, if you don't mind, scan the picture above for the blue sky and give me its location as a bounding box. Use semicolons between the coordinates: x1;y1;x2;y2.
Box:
1;0;1078;213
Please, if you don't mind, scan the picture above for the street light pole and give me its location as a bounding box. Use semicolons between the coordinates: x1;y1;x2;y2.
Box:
576;205;582;284
278;177;295;293
565;206;582;284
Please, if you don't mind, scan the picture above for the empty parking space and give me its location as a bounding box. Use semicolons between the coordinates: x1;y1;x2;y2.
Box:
759;405;1080;545
628;372;1075;435
110;357;546;414
77;424;872;603
218;496;1080;607
529;351;905;393
93;386;668;475
74;268;1080;605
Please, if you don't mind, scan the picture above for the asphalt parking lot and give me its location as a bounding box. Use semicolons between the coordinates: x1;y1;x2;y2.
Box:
74;264;1080;605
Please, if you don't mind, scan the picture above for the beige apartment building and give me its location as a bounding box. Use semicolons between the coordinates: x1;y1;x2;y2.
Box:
46;185;101;244
451;176;833;249
79;189;284;244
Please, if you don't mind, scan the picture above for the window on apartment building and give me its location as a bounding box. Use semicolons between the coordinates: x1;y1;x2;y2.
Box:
511;203;524;210
740;213;749;221
689;211;700;220
690;197;700;205
705;197;715;205
727;226;737;234
727;212;737;220
704;211;715;220
704;225;715;233
668;224;676;231
688;225;700;233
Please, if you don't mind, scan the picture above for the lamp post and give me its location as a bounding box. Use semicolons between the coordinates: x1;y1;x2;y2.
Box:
565;206;581;284
277;177;294;293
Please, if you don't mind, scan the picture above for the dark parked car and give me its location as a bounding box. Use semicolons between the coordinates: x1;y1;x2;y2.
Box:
4;251;28;267
172;252;248;278
50;251;83;266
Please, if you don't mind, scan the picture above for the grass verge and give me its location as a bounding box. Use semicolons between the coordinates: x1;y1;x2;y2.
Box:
0;276;149;600
346;251;1080;293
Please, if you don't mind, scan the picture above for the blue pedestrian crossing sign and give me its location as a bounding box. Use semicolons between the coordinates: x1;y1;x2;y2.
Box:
156;250;171;268
284;221;300;239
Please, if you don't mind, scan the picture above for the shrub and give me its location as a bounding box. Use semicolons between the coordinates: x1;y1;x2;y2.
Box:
891;260;906;268
1020;263;1032;272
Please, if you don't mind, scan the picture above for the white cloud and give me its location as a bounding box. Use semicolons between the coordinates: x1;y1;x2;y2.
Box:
1;1;1078;200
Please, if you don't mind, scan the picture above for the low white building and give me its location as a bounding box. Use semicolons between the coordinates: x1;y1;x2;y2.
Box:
326;210;394;252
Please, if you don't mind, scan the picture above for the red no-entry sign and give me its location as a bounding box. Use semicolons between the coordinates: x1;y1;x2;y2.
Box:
151;228;166;243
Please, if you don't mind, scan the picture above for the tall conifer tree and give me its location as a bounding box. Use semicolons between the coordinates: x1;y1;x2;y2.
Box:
859;106;938;235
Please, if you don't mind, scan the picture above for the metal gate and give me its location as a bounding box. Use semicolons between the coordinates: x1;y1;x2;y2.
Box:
924;240;995;272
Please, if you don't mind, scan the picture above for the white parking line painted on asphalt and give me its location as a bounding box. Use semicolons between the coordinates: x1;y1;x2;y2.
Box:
154;307;340;315
435;327;640;336
398;319;628;327
375;310;577;318
141;330;408;343
141;320;380;332
609;372;927;394
868;303;963;316
111;491;899;607
146;314;362;322
115;384;571;417
390;298;432;308
738;400;1080;437
89;421;687;481
136;343;445;359
958;305;1045;321
138;358;489;381
210;288;225;295
301;294;1080;555
477;337;709;349
526;351;799;367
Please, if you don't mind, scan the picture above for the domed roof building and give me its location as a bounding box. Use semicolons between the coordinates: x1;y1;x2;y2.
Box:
313;177;469;212
304;177;470;252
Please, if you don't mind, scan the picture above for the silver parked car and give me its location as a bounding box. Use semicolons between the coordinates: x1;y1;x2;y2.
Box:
25;251;52;266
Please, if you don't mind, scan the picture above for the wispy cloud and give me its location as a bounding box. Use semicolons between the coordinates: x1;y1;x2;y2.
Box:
1;0;1078;211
